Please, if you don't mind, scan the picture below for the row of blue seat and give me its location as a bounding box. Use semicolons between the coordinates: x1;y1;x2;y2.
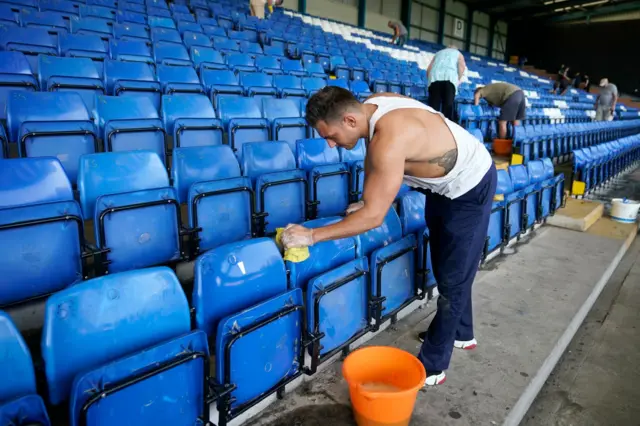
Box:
0;139;366;306
572;134;640;194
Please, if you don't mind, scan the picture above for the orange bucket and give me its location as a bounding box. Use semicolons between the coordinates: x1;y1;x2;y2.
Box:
493;138;513;156
342;346;426;426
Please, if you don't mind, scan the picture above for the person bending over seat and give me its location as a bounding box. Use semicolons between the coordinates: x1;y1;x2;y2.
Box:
281;87;496;387
474;82;526;140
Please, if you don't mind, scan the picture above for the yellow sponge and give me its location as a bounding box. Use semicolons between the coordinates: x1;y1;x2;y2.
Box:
275;228;310;263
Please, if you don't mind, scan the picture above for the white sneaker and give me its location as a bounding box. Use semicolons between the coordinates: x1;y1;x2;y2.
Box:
424;371;447;386
453;338;478;350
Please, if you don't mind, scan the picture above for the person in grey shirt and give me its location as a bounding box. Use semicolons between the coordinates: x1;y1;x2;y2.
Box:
388;20;408;47
595;78;618;121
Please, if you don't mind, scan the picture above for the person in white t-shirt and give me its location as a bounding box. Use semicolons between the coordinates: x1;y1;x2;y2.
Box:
282;87;496;387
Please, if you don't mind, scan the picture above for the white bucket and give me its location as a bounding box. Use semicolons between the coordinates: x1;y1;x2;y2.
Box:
610;198;640;223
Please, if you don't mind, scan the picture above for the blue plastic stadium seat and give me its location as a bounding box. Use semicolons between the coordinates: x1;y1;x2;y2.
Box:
505;165;527;239
78;152;181;273
0;52;37;121
358;208;417;328
157;64;203;94
113;22;150;41
214;287;304;419
80;4;116;21
226;53;257;73
104;60;161;109
296;138;349;219
0;312;51;425
218;97;269;155
0;26;56;69
42;267;192;406
255;55;281;75
6;91;97;183
0;4;20;26
70;329;209;426
339;138;366;201
148;15;175;29
150;26;181;44
242;142;306;235
38;55;104;111
190;46;226;73
110;39;152;63
194;238;287;339
162;94;222;148
350;80;372;101
154;41;191;66
182;30;212;49
59;33;109;62
200;69;243;104
397;191;436;290
115;10;147;26
327;78;349;90
281;58;306;77
95;95;167;163
21;10;69;35
239;71;276;101
70;17;113;39
0;158;84;306
302;76;326;96
274;74;306;98
262;98;306;151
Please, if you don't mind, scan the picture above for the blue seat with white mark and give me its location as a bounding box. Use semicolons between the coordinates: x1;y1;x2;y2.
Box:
262;97;306;151
0;157;84;307
296;138;349;219
104;59;161;109
162;94;222;148
42;267;191;405
95;95;166;164
214;288;304;418
242;141;306;235
218;96;269;155
0;52;37;121
6;91;97;183
78;151;181;273
0;311;51;425
194;238;287;342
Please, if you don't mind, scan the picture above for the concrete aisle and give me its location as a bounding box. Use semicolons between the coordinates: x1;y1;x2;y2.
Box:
244;220;637;426
522;238;640;426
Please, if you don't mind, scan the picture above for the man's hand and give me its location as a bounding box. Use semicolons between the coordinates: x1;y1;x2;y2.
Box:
346;201;365;215
281;224;314;249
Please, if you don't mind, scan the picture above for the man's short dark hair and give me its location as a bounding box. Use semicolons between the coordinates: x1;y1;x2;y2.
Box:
305;86;360;128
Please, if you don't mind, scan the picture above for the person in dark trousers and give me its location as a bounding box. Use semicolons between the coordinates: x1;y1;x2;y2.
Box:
388;20;408;47
426;46;466;121
282;87;496;386
474;82;527;139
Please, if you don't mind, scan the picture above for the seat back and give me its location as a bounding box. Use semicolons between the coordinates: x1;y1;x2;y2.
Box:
194;238;287;338
0;157;73;208
78;151;168;217
42;267;190;405
94;95;165;160
171;145;240;203
215;288;303;409
0;311;36;402
242;142;305;233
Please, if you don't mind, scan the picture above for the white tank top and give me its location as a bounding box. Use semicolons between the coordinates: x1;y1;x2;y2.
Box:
364;97;493;199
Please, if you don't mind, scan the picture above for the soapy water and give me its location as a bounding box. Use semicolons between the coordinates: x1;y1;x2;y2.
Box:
360;382;403;393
